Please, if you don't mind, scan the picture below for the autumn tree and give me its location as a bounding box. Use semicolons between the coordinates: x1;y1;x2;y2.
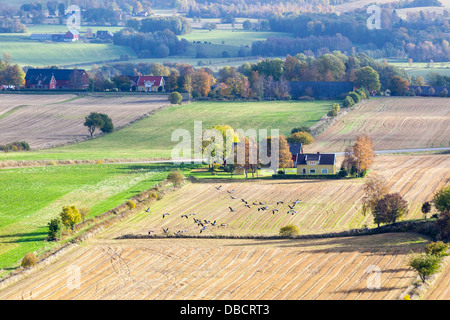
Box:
167;69;179;91
221;73;251;99
0;53;25;87
287;131;314;145
312;54;346;81
374;193;408;226
362;172;390;222
352;134;375;176
283;55;301;81
327;103;341;117
202;125;238;168
232;135;259;178
249;71;264;99
60;206;81;231
190;70;213;97
342;145;356;173
389;75;410;96
265;135;293;173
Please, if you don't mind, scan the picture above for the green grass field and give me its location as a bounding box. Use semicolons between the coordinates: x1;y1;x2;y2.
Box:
0;35;135;67
383;58;450;78
0;162;190;275
0;100;336;162
181;29;292;47
0;24;135;67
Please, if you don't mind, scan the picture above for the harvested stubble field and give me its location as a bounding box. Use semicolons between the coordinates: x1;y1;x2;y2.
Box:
0;154;447;300
0;94;170;149
100;154;450;238
0;234;429;300
423;258;450;300
307;97;450;153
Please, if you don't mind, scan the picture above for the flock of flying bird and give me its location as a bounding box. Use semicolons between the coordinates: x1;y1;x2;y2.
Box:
147;184;302;236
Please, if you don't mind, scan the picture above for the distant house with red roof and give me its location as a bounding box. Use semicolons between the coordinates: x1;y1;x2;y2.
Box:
65;30;79;42
25;68;89;90
136;76;166;92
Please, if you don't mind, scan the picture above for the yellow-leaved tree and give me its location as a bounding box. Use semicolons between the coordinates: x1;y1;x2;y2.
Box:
60;206;82;231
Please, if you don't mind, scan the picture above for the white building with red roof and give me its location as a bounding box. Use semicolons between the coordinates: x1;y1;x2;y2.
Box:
137;76;165;92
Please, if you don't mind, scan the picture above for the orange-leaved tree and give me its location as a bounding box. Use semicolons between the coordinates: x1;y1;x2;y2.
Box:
352;134;375;177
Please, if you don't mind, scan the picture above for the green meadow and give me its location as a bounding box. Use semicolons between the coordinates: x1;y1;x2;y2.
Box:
384;58;450;78
0;25;133;67
0;35;135;67
0;163;192;275
0;100;336;162
181;29;292;47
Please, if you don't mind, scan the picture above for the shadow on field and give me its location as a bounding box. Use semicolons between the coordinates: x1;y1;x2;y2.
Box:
219;233;428;255
0;231;47;243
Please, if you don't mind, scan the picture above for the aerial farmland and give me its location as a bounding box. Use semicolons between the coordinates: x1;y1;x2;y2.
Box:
0;0;449;307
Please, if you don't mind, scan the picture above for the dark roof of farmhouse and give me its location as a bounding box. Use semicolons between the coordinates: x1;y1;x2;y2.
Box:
25;69;87;83
296;153;336;166
288;143;302;156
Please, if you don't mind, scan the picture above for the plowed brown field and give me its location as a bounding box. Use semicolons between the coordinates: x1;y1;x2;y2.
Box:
0;94;170;149
308;97;450;152
0;234;428;300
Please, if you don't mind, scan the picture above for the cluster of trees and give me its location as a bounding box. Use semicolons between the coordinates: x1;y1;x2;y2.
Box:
183;0;338;19
268;7;449;61
113;28;189;58
47;205;91;240
0;141;30;152
252;34;352;58
425;72;450;87
126;16;192;35
361;172;408;227
0;18;27;33
361;175;450;237
87;52;411;100
0;1;152;28
343;87;371;108
200;124;297;177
